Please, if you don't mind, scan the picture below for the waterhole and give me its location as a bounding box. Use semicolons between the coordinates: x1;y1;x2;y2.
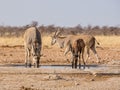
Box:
0;64;119;70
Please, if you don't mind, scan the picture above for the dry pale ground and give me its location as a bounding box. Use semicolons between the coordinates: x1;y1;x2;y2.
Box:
0;67;120;90
0;36;120;90
0;46;120;90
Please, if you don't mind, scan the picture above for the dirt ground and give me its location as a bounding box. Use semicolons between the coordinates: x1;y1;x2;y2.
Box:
0;46;120;90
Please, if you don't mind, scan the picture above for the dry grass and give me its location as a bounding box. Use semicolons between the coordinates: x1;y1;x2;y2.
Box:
0;37;24;46
95;35;120;48
42;36;52;48
0;36;54;48
0;35;120;48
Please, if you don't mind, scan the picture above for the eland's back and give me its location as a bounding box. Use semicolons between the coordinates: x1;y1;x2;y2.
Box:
51;29;100;63
24;27;41;48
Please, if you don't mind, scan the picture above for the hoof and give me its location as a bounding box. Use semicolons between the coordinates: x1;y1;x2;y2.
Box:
28;63;32;67
25;63;27;68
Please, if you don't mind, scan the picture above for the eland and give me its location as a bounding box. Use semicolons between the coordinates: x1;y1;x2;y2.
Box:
51;29;100;63
24;27;42;68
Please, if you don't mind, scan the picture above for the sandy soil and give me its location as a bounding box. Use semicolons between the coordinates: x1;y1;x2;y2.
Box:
0;46;120;65
0;46;120;90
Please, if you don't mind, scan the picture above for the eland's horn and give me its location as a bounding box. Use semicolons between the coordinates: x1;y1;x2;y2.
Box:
56;28;62;36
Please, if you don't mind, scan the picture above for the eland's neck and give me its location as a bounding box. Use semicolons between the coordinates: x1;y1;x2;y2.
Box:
56;36;67;48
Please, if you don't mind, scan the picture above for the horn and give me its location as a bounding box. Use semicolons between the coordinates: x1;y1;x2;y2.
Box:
54;30;58;37
55;28;62;36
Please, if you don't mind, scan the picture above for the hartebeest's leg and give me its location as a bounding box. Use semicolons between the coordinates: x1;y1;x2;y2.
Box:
36;57;40;68
72;56;74;68
78;53;81;69
72;53;78;69
82;48;86;69
75;57;78;69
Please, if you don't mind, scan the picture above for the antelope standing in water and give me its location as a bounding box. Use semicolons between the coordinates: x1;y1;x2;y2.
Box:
70;39;85;69
51;29;100;64
24;27;42;68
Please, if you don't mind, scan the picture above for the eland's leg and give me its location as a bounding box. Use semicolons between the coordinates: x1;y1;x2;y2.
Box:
25;52;28;67
85;47;90;63
90;46;100;63
64;46;72;63
27;49;31;68
64;46;71;56
25;48;28;67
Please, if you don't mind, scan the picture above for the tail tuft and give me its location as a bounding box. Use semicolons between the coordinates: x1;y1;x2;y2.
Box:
97;42;100;45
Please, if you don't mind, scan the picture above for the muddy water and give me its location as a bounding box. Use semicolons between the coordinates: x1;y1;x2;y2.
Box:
0;64;119;70
0;64;119;76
